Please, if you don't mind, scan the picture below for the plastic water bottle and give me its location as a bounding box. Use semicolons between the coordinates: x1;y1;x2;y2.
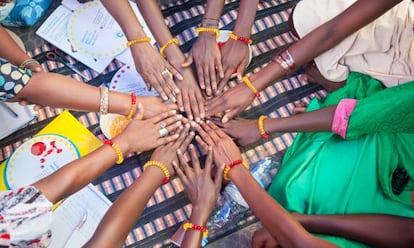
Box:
203;156;280;246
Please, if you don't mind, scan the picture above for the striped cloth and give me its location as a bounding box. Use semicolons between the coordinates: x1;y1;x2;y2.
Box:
0;0;327;247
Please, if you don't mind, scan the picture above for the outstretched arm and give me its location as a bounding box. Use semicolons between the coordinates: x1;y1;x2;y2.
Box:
206;0;403;122
85;125;193;247
136;0;205;122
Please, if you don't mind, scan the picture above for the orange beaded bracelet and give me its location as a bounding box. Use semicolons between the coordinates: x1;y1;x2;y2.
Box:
196;27;220;38
258;115;270;139
183;222;208;237
104;139;124;164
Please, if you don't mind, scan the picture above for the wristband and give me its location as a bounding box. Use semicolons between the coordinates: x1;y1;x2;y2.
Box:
229;32;252;45
99;86;109;115
143;160;171;184
258;115;270;139
196;27;220;38
126;37;152;47
126;92;137;120
183;222;208;237
104;139;124;164
242;76;260;97
223;160;249;181
160;37;179;57
19;58;40;70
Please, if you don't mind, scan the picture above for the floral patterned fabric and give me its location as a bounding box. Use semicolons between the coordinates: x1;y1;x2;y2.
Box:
0;186;52;248
1;0;52;27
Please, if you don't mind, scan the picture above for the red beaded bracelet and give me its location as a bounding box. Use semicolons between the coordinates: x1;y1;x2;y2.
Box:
229;32;253;45
183;222;208;237
126;92;137;120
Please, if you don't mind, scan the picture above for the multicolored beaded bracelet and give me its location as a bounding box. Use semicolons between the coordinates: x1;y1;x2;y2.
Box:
126;92;137;120
104;139;124;164
242;76;260;97
258;115;270;139
183;222;208;237
223;159;250;181
229;32;253;45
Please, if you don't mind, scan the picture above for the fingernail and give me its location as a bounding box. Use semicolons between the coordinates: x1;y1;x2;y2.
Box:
185;123;190;128
189;144;194;149
170;110;177;114
177;114;182;119
180;107;184;112
190;131;195;136
172;96;177;102
201;112;205;119
190;121;197;127
172;161;178;166
175;88;180;94
176;121;182;126
195;117;201;123
216;90;220;95
163;96;169;101
189;115;193;120
177;149;182;154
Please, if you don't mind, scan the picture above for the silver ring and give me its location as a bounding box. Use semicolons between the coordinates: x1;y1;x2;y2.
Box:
161;68;171;77
159;127;169;137
160;121;166;129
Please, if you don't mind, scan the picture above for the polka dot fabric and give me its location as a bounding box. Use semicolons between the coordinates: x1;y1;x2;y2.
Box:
0;58;32;101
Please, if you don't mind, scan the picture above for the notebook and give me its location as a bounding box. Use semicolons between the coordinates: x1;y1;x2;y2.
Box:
0;102;37;140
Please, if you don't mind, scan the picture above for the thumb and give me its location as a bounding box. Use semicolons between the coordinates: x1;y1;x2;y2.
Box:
181;51;193;68
134;102;144;120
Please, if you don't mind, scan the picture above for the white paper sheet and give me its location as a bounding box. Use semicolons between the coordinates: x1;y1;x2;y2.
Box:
0;102;37;140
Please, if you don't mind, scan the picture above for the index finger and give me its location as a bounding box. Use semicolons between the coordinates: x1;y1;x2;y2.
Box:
150;110;177;124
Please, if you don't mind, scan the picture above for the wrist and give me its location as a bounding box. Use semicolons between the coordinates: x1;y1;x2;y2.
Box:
190;205;211;226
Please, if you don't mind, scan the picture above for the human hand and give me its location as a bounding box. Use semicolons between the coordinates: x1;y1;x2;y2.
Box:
193;121;242;167
217;39;250;94
174;145;224;219
175;67;205;122
252;227;280;248
138;96;177;119
212;117;261;146
18;100;43;111
26;61;43;73
149;123;194;176
131;43;183;102
116;104;183;153
205;83;255;123
182;33;224;97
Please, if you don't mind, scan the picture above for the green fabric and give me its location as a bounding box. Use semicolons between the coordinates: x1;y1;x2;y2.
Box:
268;72;414;247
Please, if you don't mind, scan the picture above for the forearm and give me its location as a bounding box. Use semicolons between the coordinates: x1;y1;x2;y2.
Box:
203;0;224;22
264;106;336;134
295;214;414;248
33;134;132;203
230;167;336;248
0;26;32;65
181;206;211;248
84;168;164;248
232;0;259;38
136;0;185;64
13;72;131;115
249;0;403;91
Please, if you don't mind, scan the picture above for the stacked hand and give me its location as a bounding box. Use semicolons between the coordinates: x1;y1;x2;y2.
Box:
131;43;183;102
212;117;261;146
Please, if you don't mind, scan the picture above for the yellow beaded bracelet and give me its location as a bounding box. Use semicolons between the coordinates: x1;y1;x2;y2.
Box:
104;139;124;164
258;115;270;139
143;160;171;184
242;76;260;97
195;27;220;38
160;38;179;57
126;37;152;47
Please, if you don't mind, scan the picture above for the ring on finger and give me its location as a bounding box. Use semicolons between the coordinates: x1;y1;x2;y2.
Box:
160;121;166;129
159;127;169;137
161;68;172;77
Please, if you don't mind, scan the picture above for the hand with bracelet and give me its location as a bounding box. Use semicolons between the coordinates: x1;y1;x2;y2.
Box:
173;145;225;248
85;125;194;247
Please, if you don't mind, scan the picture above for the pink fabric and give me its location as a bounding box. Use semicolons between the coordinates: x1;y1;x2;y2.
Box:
332;99;357;139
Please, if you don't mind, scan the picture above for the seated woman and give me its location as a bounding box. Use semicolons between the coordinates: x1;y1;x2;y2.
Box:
194;117;414;247
0;105;184;247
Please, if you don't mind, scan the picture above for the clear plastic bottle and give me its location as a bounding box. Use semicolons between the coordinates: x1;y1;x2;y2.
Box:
203;156;281;246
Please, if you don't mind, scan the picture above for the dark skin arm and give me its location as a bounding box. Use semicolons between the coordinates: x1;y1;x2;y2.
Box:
253;214;414;248
206;0;403;122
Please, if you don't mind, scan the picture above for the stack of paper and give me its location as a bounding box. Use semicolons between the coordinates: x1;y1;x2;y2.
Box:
0;102;37;140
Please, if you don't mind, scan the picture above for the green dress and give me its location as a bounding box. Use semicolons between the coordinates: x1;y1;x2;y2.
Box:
268;72;414;247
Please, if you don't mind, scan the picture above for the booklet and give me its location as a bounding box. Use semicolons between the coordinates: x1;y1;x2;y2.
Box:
0;111;111;247
36;0;155;73
0;102;37;140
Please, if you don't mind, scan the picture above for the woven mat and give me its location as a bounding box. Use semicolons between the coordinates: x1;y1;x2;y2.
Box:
0;0;326;247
